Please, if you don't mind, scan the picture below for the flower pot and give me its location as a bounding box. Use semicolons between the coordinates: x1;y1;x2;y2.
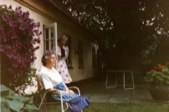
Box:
148;85;169;102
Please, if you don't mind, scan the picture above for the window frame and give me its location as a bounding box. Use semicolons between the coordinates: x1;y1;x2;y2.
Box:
43;23;58;53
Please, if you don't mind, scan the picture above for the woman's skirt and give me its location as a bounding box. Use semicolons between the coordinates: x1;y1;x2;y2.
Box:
56;60;72;84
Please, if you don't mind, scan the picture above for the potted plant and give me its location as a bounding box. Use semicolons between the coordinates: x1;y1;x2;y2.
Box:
144;62;169;101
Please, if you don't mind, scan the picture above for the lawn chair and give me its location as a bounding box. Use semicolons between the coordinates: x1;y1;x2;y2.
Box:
34;73;81;112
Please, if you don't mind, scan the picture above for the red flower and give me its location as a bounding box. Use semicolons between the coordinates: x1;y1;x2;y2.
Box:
158;65;165;70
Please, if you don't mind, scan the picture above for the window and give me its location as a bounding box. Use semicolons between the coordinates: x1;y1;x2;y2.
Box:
43;23;57;53
78;40;84;68
92;47;96;68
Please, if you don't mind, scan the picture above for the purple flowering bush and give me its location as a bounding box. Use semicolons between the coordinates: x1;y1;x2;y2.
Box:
0;5;41;90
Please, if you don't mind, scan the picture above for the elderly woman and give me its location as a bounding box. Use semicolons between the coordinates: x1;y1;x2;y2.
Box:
56;34;72;84
39;51;90;112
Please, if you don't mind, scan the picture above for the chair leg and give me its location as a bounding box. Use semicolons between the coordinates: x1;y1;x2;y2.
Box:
105;73;117;88
64;103;69;112
123;71;135;90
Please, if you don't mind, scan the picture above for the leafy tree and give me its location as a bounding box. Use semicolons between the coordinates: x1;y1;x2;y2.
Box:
48;0;169;72
138;0;169;66
48;0;114;47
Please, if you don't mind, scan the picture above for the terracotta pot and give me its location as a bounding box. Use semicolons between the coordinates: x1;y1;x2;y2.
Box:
148;85;169;102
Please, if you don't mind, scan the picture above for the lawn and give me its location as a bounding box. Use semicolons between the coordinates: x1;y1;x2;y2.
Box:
44;102;169;112
85;102;169;112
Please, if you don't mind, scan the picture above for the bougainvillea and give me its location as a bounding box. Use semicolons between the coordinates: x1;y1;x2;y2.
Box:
0;5;41;89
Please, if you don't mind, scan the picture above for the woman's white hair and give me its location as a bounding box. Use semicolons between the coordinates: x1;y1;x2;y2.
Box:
58;34;68;42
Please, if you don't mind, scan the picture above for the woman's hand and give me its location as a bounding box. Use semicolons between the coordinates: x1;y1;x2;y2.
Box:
47;87;74;95
68;90;74;94
47;88;60;94
61;90;74;94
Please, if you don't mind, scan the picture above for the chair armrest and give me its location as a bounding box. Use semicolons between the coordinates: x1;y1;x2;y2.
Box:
38;89;63;109
44;89;63;94
68;86;81;95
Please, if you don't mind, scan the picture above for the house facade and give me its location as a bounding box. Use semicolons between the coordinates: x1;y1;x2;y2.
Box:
0;0;98;84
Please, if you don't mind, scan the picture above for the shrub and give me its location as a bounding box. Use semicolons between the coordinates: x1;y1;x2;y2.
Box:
0;5;41;90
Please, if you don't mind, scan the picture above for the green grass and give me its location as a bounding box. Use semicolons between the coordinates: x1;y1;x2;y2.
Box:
85;102;169;112
45;102;169;112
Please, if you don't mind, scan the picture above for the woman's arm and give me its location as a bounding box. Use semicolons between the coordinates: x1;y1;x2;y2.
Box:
47;88;60;94
63;83;74;94
64;46;69;59
47;87;73;94
59;46;69;61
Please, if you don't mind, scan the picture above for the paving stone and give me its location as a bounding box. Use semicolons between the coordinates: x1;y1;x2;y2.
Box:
81;88;153;104
74;78;154;104
131;89;153;104
108;89;132;103
89;93;111;102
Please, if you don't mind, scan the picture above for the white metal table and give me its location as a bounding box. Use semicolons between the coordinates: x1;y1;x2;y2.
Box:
105;70;135;90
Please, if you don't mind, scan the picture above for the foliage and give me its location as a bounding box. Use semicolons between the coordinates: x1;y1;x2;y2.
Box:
144;62;169;86
0;5;41;89
0;84;39;112
46;0;169;74
48;0;114;49
15;68;38;95
138;0;169;65
49;0;113;32
50;0;169;65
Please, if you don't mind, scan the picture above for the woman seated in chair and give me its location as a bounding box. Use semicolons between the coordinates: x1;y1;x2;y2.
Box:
39;50;91;112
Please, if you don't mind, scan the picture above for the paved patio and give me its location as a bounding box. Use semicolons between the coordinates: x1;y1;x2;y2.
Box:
83;86;153;104
71;77;154;104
